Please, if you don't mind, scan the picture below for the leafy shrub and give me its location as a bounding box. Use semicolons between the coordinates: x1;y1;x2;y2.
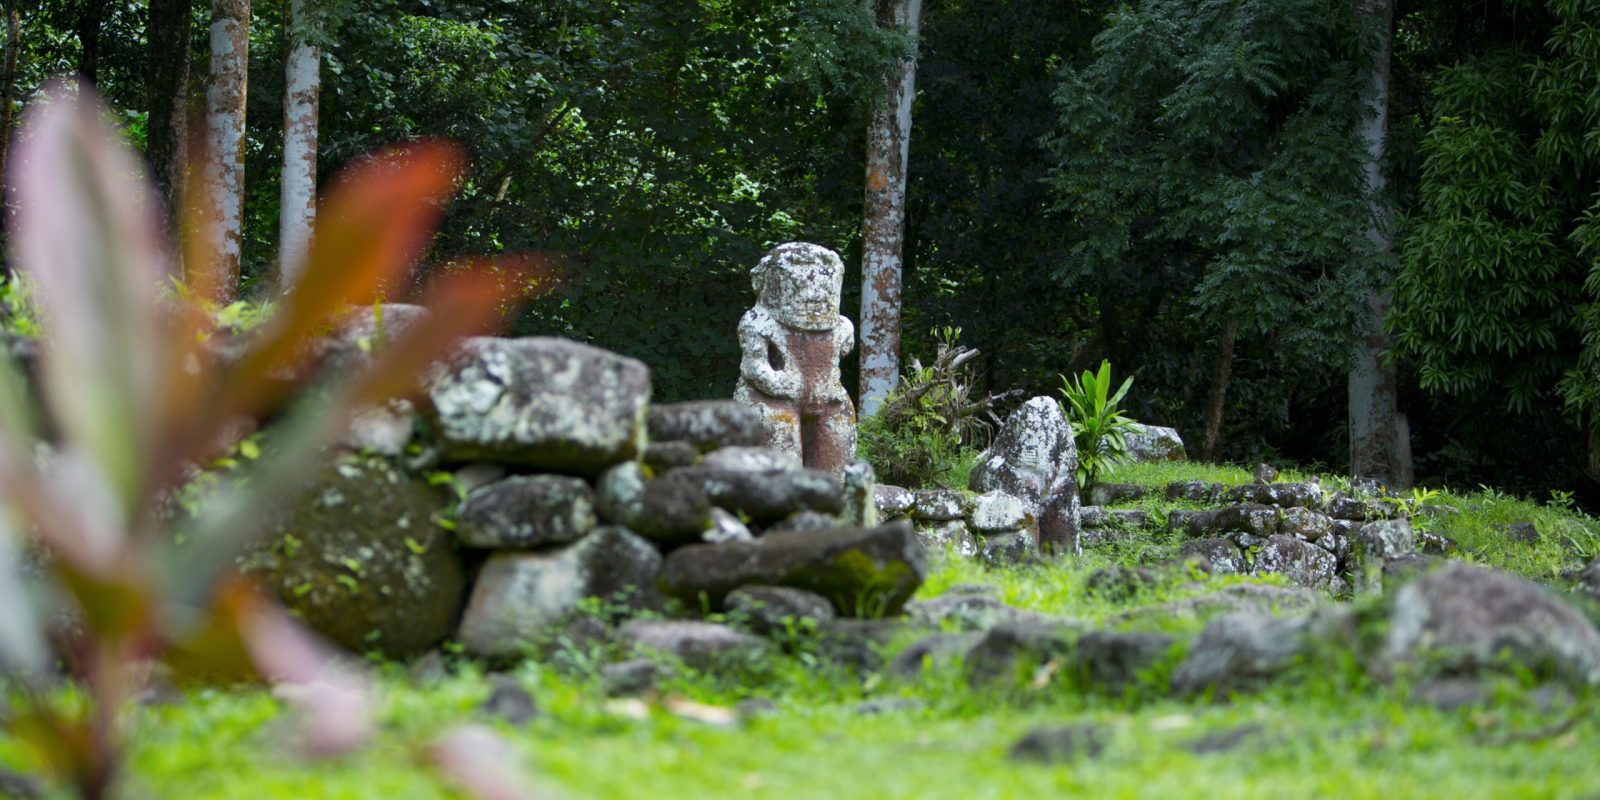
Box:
1059;360;1138;489
858;327;1015;488
0;81;538;799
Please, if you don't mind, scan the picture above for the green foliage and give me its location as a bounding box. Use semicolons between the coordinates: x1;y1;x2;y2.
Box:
1391;0;1600;421
0;275;40;339
1058;360;1137;489
857;328;993;488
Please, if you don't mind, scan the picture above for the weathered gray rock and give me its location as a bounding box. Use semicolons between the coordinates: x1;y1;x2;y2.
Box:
457;527;662;660
969;397;1077;509
1105;509;1151;529
1179;538;1249;575
965;493;1027;536
669;466;842;524
1381;554;1440;587
1255;481;1324;509
1210;504;1279;538
1252;463;1279;484
1167;509;1217;537
1329;495;1391;522
1352;519;1416;594
642;441;700;472
1494;521;1540;544
904;591;1069;632
1166;480;1225;504
646;400;766;452
479;674;539;726
453;462;508;495
873;484;915;517
343;400;417;456
726;585;836;635
1577;557;1600;601
618;620;769;671
245;455;464;658
980;530;1039;566
426;337;650;473
1279;508;1333;543
910;489;966;521
966;621;1078;685
1080;506;1109;529
1252;535;1341;592
600;659;659;697
840;460;879;528
659;521;926;616
1124;423;1185;462
766;509;840;534
596;462;711;543
1036;477;1083;554
1171;612;1315;695
457;475;597;549
1086;483;1149;506
1383;563;1600;686
1008;724;1109;764
889;633;981;679
700;446;801;473
702;507;755;544
1072;631;1175;693
915;521;980;559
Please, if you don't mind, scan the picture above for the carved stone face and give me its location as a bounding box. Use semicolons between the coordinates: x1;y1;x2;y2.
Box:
752;243;844;331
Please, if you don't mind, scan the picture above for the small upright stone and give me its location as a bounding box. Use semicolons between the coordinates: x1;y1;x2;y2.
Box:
1123;423;1185;462
1252;463;1279;484
732;243;857;475
874;484;916;517
840;460;879;528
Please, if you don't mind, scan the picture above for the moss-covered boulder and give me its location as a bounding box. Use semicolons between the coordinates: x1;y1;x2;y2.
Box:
244;454;466;657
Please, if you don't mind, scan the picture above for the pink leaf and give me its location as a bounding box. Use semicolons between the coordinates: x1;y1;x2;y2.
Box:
429;725;544;800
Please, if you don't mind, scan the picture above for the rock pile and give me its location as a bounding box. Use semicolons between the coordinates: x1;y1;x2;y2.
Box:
872;396;1083;563
1079;476;1432;594
249;324;925;660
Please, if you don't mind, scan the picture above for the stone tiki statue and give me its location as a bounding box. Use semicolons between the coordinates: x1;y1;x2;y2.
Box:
733;243;857;474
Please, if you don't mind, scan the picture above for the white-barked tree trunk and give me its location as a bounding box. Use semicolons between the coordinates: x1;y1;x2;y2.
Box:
858;0;924;418
278;0;320;285
202;0;249;299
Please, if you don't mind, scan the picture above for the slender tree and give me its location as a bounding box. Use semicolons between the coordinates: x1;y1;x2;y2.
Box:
147;0;193;229
858;0;923;418
0;5;19;182
202;0;249;299
76;0;108;85
1348;0;1408;487
278;0;320;284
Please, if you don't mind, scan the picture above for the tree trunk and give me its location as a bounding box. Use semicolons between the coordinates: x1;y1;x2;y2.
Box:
0;6;19;181
1201;317;1237;462
858;0;924;418
76;0;107;85
201;0;249;300
146;0;193;231
1348;0;1410;488
278;0;320;285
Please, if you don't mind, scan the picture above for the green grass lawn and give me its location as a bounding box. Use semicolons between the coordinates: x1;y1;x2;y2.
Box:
7;464;1600;799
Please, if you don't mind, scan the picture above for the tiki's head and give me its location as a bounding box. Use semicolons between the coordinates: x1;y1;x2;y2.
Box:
751;242;844;331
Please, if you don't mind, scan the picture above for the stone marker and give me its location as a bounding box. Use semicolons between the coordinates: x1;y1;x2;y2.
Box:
732;243;857;475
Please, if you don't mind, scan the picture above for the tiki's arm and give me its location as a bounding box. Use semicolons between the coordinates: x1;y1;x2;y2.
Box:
739;308;801;398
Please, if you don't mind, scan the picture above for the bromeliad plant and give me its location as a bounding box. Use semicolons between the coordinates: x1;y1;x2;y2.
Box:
1058;359;1138;489
0;81;541;798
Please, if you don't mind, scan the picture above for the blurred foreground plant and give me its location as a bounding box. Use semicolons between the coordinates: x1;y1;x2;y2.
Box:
0;80;545;798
